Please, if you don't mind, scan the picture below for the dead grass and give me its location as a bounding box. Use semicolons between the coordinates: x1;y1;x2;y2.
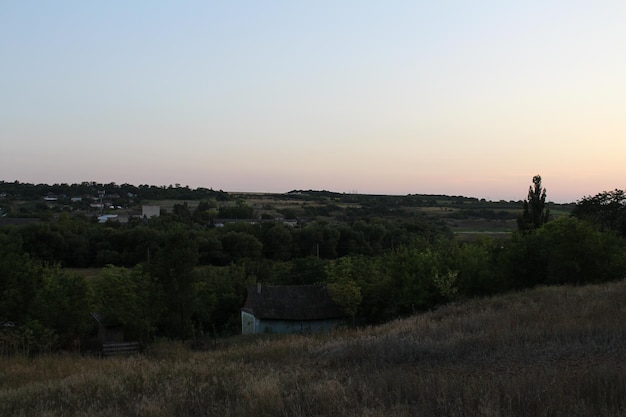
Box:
2;280;625;416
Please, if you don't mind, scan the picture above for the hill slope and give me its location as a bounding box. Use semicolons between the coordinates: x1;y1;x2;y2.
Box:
2;280;625;417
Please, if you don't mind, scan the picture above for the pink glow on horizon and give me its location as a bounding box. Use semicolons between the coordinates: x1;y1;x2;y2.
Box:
1;2;625;204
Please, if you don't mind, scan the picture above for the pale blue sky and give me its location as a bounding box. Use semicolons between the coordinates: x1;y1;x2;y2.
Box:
2;1;625;202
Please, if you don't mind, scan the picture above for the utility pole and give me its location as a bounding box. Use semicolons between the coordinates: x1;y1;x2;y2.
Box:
98;190;105;216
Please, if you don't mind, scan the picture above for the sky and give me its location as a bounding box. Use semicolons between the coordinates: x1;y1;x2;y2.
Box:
1;1;625;203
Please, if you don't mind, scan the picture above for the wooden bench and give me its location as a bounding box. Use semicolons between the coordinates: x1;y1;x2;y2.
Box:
102;342;140;357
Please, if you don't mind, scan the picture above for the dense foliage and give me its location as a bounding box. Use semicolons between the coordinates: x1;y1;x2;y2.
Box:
571;189;626;237
1;181;624;355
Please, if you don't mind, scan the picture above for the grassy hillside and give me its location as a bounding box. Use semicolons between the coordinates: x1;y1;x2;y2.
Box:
2;279;625;417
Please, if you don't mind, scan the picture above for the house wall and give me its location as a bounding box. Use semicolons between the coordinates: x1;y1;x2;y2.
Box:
259;318;342;334
241;311;257;335
241;312;342;334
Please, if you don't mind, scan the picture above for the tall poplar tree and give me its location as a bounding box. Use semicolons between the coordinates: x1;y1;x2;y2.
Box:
517;175;550;231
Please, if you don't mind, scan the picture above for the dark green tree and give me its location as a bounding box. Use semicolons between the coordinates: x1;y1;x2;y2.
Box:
192;265;249;335
0;231;43;324
31;266;94;347
571;189;626;236
152;228;199;339
172;202;192;223
217;200;253;219
503;217;626;288
294;223;340;259
336;223;370;257
382;246;450;316
260;222;293;260
193;200;217;224
449;238;505;297
220;231;262;261
537;217;626;285
325;257;362;327
196;231;225;265
91;266;158;342
19;223;66;263
275;256;328;285
517;175;550;231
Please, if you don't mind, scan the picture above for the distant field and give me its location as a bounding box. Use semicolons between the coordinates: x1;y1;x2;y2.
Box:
447;218;517;233
142;199;201;212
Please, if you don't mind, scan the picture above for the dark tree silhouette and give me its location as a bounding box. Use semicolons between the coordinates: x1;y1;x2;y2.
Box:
571;189;626;236
517;175;550;231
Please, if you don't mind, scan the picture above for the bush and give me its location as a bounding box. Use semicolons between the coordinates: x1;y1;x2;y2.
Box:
502;217;626;288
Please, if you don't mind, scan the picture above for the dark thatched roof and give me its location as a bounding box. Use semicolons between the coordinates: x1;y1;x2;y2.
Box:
242;284;344;321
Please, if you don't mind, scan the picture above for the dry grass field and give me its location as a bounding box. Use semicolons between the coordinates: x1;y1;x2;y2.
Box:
2;279;624;417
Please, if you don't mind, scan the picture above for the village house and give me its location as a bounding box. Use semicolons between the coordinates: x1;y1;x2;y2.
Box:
241;284;345;334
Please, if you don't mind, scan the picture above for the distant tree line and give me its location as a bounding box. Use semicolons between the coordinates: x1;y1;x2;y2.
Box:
0;180;230;204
